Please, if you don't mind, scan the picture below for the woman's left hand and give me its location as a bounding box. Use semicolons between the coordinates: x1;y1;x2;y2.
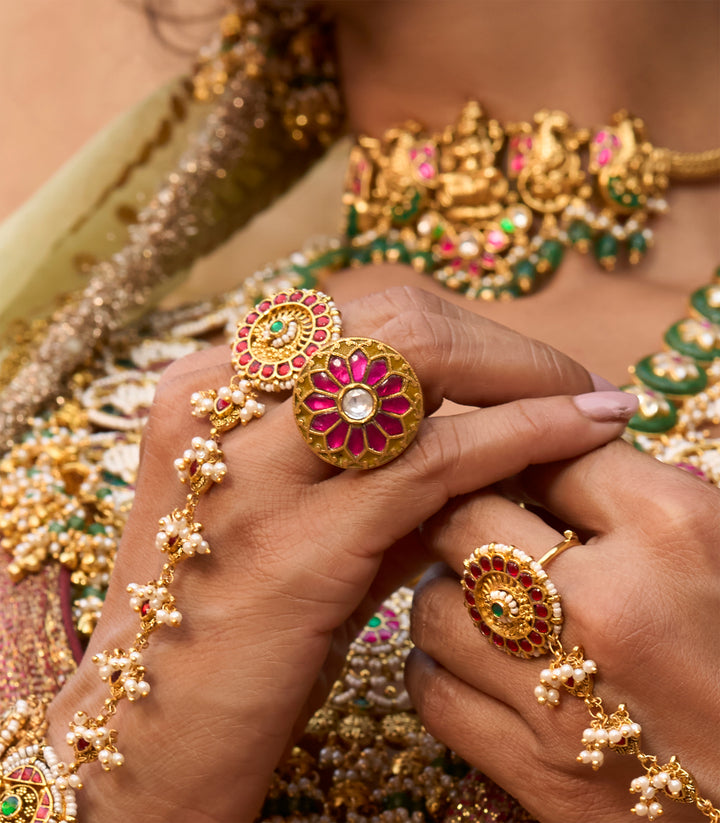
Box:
407;439;720;823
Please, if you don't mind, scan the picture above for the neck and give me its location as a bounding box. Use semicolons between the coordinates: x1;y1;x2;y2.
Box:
331;0;720;151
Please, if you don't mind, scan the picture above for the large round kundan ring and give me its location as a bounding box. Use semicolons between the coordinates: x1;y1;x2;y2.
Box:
293;337;424;469
461;534;581;659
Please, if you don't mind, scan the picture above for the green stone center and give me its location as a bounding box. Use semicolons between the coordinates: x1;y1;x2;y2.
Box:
269;320;284;334
1;795;21;817
367;616;381;628
491;602;504;618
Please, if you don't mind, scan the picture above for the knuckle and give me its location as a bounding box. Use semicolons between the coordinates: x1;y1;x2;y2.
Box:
524;337;589;395
403;651;450;736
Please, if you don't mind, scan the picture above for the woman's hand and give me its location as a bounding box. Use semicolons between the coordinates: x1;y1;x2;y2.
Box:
407;438;720;823
46;287;638;822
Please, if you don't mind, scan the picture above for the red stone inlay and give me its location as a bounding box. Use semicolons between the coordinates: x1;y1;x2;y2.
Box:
290;292;303;301
274;293;288;303
326;421;349;450
375;413;403;436
141;602;151;616
534;604;549;618
565;677;575;688
493;634;505;647
238;352;251;365
235;340;247;352
249;361;260;374
528;631;542;645
278;363;290;376
262;365;274;377
529;587;543;602
189;460;199;476
306;344;319;355
77;738;90;752
480;555;492;572
519;572;533;588
506;560;519;577
292;355;306;368
238;326;250;337
480;623;491;637
535;620;548;634
507;639;519;653
110;670;121;683
313;330;327;342
469;562;481;578
246;312;259;323
37;809;50;821
21;766;33;781
312;303;326;315
463;573;476;589
347;426;365;457
519;639;533;653
465;590;476;606
316;315;330;327
616;737;626;746
259;301;271;312
303;294;317;305
216;398;230;411
469;607;481;621
492;555;505;571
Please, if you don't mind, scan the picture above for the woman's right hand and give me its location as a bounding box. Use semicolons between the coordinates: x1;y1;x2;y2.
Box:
45;287;638;822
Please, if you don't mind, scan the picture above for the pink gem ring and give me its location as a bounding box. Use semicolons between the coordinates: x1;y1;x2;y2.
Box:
293;337;424;469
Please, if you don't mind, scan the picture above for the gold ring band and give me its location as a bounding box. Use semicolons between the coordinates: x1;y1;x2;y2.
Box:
538;529;582;567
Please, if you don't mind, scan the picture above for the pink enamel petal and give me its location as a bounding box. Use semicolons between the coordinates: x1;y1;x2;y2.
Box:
310;412;341;433
376;413;404;436
347;426;365;457
349;349;369;382
380;396;411;415
326;420;350;450
376;374;403;397
328;356;351;385
366;358;388;386
365;423;387;453
305;393;337;412
312;371;339;393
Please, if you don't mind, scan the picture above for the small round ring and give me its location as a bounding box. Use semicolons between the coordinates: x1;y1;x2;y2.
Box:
538;529;582;567
293;337;424;469
461;530;583;658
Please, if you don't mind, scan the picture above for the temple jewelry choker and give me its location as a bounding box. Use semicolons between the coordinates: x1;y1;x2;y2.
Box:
342;102;720;300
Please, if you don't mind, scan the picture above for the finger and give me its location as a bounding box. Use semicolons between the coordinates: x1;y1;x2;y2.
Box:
410;564;541;706
404;648;635;822
341;286;596;411
421;491;562;572
517;437;720;535
322;392;636;556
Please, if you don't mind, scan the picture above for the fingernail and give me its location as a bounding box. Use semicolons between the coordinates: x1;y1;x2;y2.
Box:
573;391;639;422
590;372;620;392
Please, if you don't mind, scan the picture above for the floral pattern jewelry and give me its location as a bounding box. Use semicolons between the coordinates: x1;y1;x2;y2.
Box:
293;337;424;469
461;538;719;822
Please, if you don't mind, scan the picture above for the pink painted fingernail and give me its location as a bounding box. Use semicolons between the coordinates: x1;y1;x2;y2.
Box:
590;372;620;392
573;391;639;422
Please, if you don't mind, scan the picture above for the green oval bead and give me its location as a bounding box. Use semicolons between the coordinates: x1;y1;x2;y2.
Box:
594;233;618;263
568;220;592;248
537;240;564;273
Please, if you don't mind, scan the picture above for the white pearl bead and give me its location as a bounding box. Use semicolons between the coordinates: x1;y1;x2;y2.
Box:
667;778;682;796
648;802;663;819
634;802;649;817
609;729;623;743
652;772;669;788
